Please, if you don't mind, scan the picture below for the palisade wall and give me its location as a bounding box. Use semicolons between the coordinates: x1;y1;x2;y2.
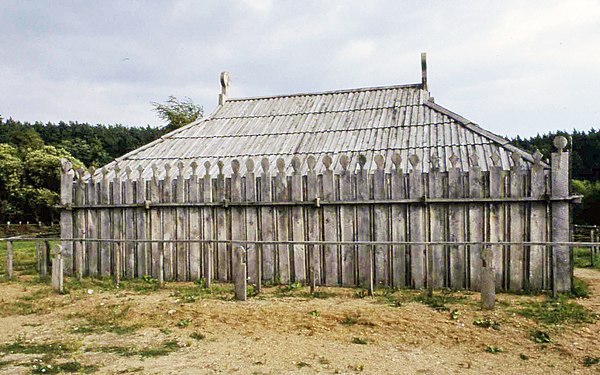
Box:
59;140;573;291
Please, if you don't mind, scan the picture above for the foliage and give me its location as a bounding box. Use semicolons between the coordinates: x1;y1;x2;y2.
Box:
151;96;203;133
513;295;597;325
572;179;600;225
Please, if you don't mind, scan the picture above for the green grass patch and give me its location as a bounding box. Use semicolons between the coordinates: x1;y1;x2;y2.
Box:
473;318;501;330
31;361;98;374
87;340;179;358
190;332;205;341
530;330;551;344
351;337;368;345
70;303;140;335
0;339;81;356
0;240;44;277
413;290;467;311
583;356;600;367
571;277;590;299
573;247;600;270
513;295;598;326
484;345;503;354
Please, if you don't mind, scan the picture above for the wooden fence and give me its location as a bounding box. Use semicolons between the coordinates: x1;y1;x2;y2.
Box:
59;138;575;292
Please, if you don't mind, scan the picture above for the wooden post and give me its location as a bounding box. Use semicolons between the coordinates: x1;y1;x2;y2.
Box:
41;240;49;277
234;246;247;301
52;245;64;293
356;155;371;288
244;159;260;290
100;167;111;276
87;168;98;277
189;162;201;281
448;154;465;289
551;136;571;292
112;164;122;286
373;154;389;287
259;158;275;284
322;156;339;286
426;243;433;298
202;161;213;288
136;166;148;277
150;164;162;279
428;154;444;289
489;151;506;290
480;245;495;310
509;152;525;291
275;158;290;284
468;154;483;290
339;155;356;287
529;150;547;291
176;161;188;281
74;168;85;280
306;156;320;291
163;163;174;281
59;159;74;274
124;167;135;279
36;240;42;275
408;154;425;289
391;153;407;288
215;160;229;281
6;240;13;279
590;229;595;267
290;157;306;283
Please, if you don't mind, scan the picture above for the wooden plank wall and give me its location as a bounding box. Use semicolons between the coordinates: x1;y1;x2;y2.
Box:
61;146;571;292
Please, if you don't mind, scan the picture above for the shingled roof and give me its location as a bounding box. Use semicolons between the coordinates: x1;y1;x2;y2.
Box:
101;67;539;180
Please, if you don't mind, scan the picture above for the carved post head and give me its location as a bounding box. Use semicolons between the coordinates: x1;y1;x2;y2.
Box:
246;158;255;173
339;154;349;171
307;155;316;172
261;157;270;173
323;155;332;171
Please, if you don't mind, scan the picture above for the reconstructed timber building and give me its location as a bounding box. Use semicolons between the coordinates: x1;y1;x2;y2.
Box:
59;55;574;292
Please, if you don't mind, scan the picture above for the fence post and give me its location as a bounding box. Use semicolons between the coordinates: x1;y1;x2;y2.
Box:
59;159;74;275
551;136;571;292
591;229;596;268
234;246;247;301
52;245;64;293
6;240;13;279
480;245;495;310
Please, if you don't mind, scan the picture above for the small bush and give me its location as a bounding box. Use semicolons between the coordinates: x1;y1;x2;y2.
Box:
351;337;368;345
514;295;597;325
530;330;551;344
473;318;500;330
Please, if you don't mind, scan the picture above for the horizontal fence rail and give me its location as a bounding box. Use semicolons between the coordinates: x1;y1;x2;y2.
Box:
57;138;574;292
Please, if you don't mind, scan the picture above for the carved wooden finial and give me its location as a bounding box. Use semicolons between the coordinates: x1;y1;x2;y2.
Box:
374;154;384;170
533;149;543;165
217;160;224;174
510;152;522;167
391;153;402;171
151;164;158;179
60;158;73;174
204;161;211;176
430;153;440;170
246;158;255;173
261;157;270;173
125;166;132;180
231;159;240;175
164;163;172;179
88;167;96;182
190;161;198;176
101;167;109;179
276;158;285;174
357;154;367;170
136;165;144;179
339;154;349;171
490;151;501;167
323;155;332;170
113;162;121;177
449;153;460;169
76;167;86;180
469;153;479;168
408;154;420;169
553;135;568;152
307;155;316;171
291;156;301;173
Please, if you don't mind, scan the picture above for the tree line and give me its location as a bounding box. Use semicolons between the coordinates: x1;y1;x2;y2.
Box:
0;113;598;225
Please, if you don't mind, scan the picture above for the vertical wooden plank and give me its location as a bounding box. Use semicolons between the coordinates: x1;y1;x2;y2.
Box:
233;247;247;301
86;168;98;277
529;150;546;291
551;136;571;292
51;245;64;293
408;154;425;288
260;158;275;283
275;158;290;284
74;168;86;279
162;163;174;281
244;159;259;286
290;157;306;282
468;154;483;290
202;162;214;286
448;154;465;289
36;240;42;275
6;240;13;279
215;160;229;281
150;164;162;278
391;154;407;287
489;151;506;290
189;162;201;281
339;155;356;287
59;159;74;274
112;165;123;282
322;156;339;286
176;162;188;281
99;167;111;277
480;245;496;310
509;153;525;291
373;155;389;287
428;155;445;288
356;155;371;287
230;160;244;282
135;166;148;277
306;156;321;285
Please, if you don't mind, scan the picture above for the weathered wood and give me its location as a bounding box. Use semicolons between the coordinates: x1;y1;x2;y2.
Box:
202;162;213;287
215;161;229;281
356;155;371;287
448;155;465;289
468;156;483;290
260;158;275;283
529;150;547;291
175;162;188;281
306;156;321;285
275;158;290;284
51;245;64;293
59;159;74;274
86;169;98;277
135;166;148;277
322;156;339;286
290;157;306;282
6;240;13;279
391;153;407;287
509;153;525;291
233;246;247;301
339;155;356;286
373;155;388;287
551;136;571;292
111;166;123;284
36;240;42;275
428;158;445;288
480;245;495;310
489;153;505;290
150;165;162;278
162;164;174;281
244;159;260;288
74;169;86;280
231;160;245;283
408;154;425;288
100;168;111;276
189;162;201;281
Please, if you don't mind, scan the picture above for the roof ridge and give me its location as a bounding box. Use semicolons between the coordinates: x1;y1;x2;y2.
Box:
226;83;424;102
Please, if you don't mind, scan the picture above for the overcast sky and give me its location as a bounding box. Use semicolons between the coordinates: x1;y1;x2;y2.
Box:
1;0;599;138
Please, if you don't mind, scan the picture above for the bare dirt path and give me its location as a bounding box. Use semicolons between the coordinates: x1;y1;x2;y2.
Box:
1;272;600;374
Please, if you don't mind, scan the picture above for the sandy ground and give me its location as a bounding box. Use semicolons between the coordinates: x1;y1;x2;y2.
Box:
1;270;600;375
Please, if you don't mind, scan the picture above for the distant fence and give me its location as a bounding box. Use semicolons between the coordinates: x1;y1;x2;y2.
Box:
58;137;578;292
